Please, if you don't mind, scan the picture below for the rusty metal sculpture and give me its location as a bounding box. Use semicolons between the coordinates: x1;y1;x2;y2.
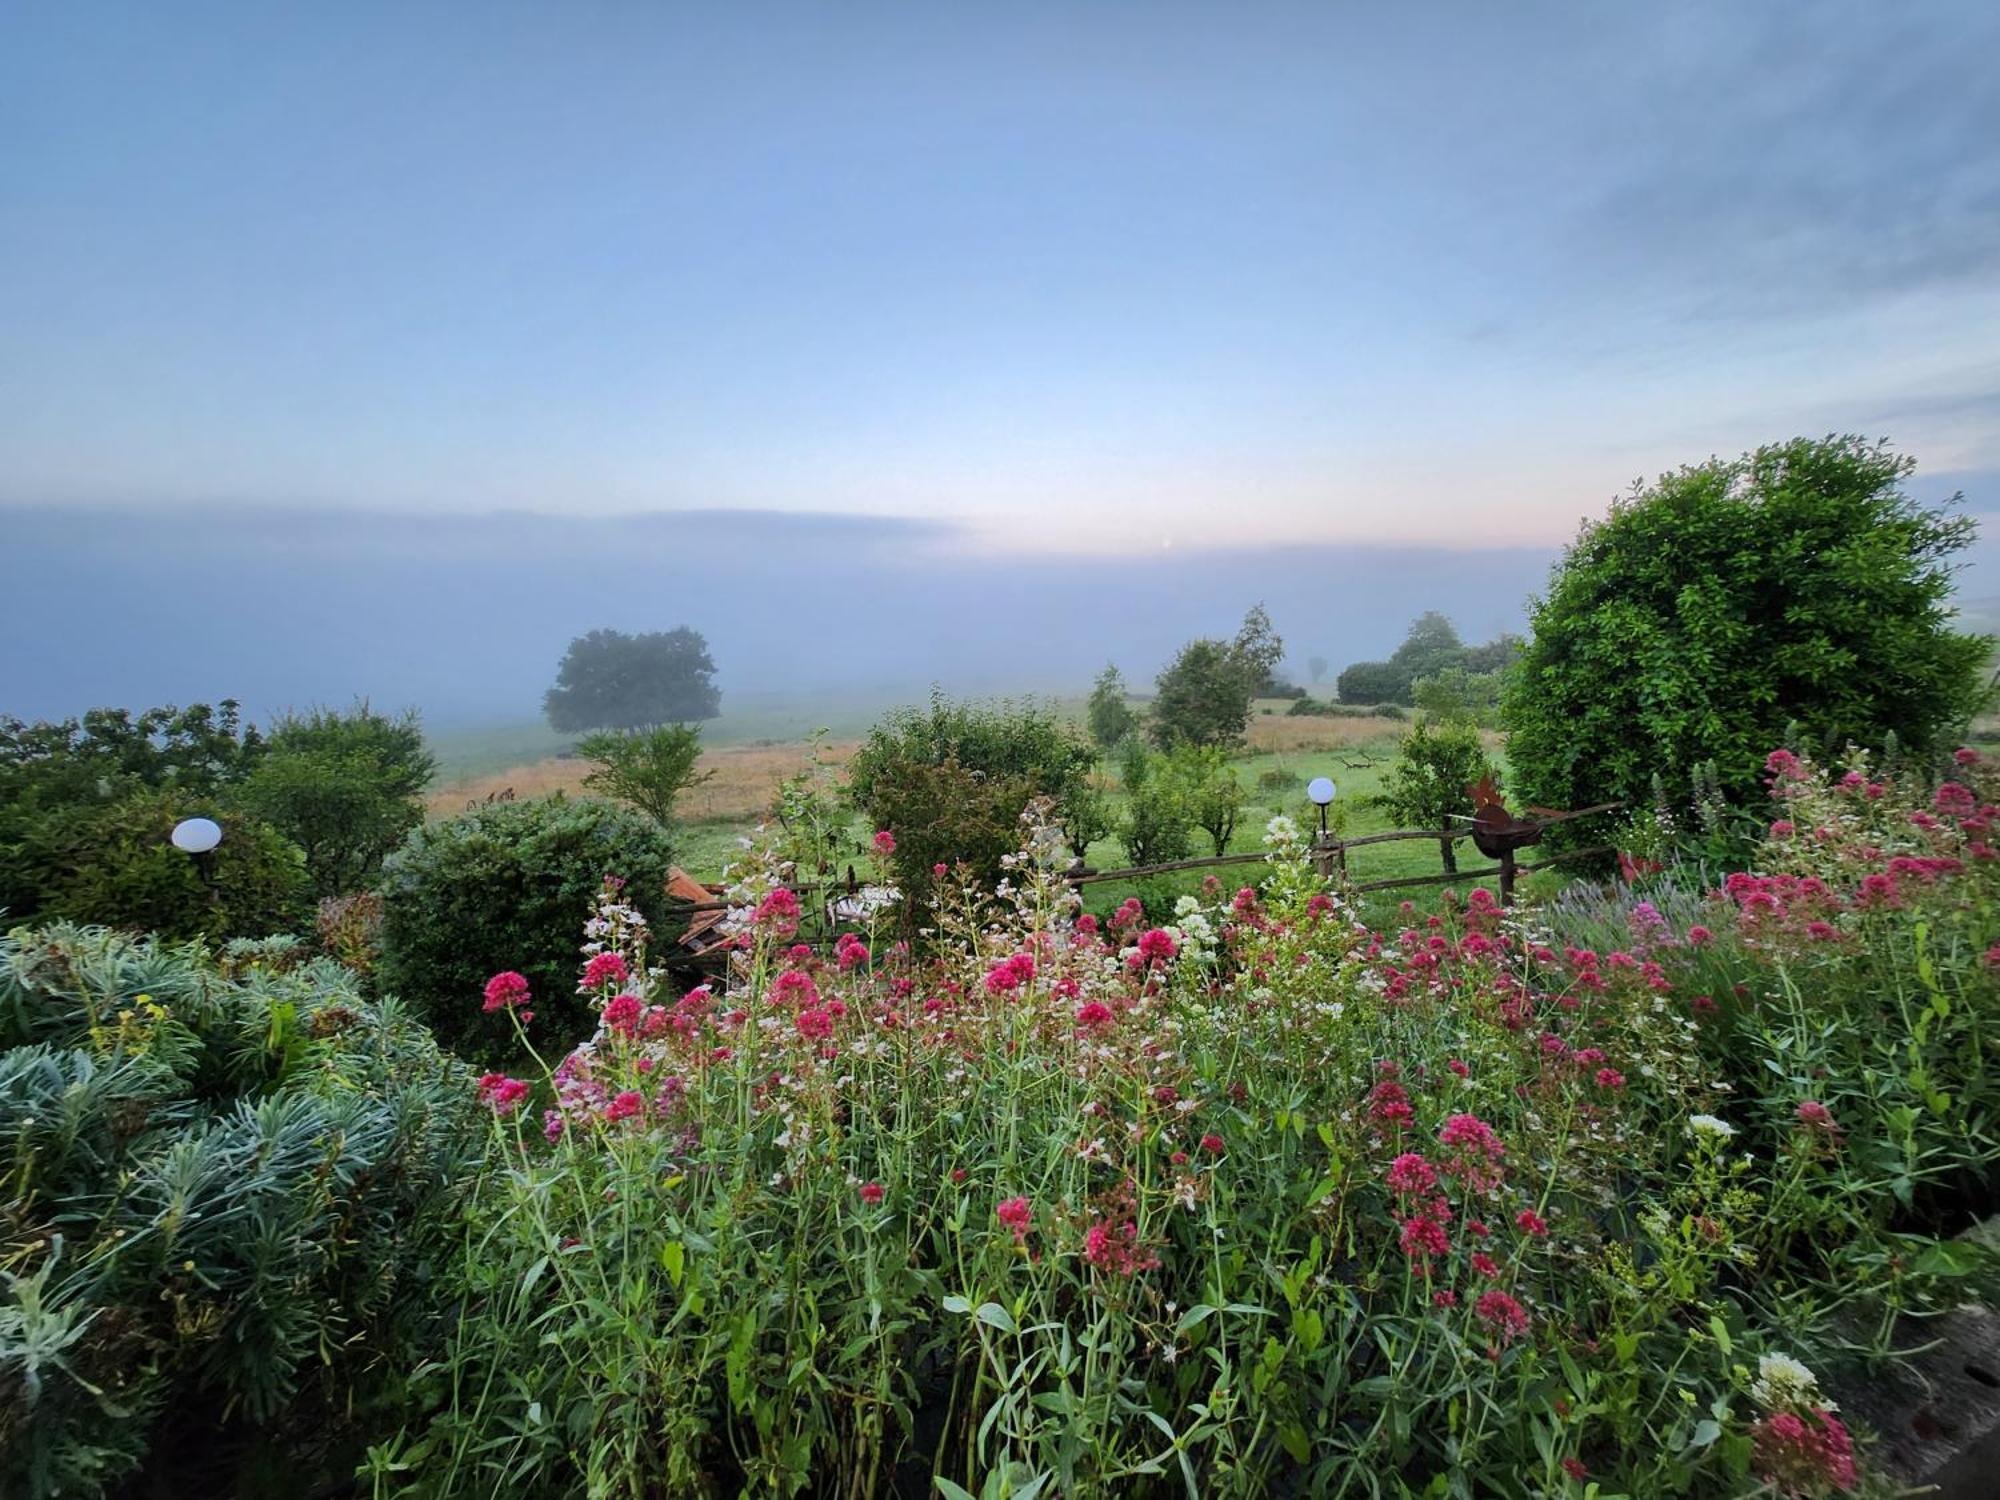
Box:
1461;774;1584;904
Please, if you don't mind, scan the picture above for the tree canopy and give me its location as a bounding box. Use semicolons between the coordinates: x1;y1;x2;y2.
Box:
1502;435;1989;815
543;627;720;733
1149;605;1286;748
1335;614;1519;708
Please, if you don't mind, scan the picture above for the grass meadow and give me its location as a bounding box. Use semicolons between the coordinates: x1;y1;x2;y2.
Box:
426;696;1543;929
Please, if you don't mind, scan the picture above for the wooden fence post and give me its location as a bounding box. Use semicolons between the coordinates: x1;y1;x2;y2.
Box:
1498;848;1517;906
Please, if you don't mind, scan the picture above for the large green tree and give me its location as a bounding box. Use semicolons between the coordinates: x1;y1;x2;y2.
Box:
544;627;720;732
1503;436;1989;816
1149;605;1286;748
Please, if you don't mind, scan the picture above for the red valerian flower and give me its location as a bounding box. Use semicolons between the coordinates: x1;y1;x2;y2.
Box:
1594;1067;1626;1090
1200;1132;1226;1154
482;971;531;1012
1136;928;1179;963
1386;1152;1439;1197
1515;1208;1548;1237
603;1090;644;1123
1795;1099;1841;1136
872;829;897;855
580;952;629;990
1075;1001;1115;1030
796;1007;833;1039
1399;1215;1450;1263
475;1073;531;1115
858;1181;886;1206
1473;1289;1530;1343
602;992;644;1036
1752;1409;1856;1495
996;1196;1033;1241
753;887;802;937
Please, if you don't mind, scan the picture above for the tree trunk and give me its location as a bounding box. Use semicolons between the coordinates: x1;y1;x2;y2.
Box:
1439;829;1458;875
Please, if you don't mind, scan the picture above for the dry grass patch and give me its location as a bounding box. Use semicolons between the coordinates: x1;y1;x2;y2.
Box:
427;740;857;823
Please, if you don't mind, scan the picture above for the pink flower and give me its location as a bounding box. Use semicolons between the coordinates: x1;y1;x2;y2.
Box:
1955;747;1981;765
1687;924;1713;946
1399;1215;1450;1263
603;1090;644;1123
1075;1001;1114;1029
580;952;629;990
1473;1289;1530;1343
482;971;531;1013
1386;1152;1439;1197
858;1181;885;1206
475;1073;531;1115
872;829;897;855
770;968;820;1009
602;992;644;1036
1431;1289;1458;1308
1136;928;1179;964
753;887;802;937
932;862;948;878
1200;1132;1226;1154
996;1196;1033;1241
1769;820;1796;838
1594;1067;1626;1090
1470;1251;1500;1278
1515;1208;1548;1238
796;1007;833;1039
1795;1099;1840;1135
1083;1217;1157;1275
1752;1408;1856;1495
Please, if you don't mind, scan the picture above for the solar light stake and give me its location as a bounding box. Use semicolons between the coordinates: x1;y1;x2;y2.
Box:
1306;777;1336;838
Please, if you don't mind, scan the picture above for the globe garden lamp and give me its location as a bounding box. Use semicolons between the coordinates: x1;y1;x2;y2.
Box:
171;817;222;854
1306;777;1337;838
171;816;223;890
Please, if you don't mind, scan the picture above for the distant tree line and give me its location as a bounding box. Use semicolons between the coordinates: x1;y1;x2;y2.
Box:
1334;612;1520;708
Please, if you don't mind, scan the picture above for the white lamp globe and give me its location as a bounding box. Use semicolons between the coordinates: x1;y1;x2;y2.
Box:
171;817;223;855
1306;777;1337;806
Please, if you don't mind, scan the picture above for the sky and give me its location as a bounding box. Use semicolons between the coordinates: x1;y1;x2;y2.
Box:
2;1;1998;720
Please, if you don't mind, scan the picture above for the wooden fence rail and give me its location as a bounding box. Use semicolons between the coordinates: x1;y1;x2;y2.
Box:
668;804;1623;916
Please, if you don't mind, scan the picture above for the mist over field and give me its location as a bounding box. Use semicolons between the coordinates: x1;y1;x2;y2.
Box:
7;479;1997;729
1;503;1560;726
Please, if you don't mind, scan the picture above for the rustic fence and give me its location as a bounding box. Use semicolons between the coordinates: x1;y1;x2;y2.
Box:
1062;801;1621;906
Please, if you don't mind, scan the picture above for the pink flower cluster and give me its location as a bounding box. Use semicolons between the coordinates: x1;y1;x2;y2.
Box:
1751;1409;1856;1496
482;971;531;1013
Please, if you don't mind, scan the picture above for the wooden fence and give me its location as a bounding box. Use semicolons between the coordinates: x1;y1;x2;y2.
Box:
1062;801;1622;906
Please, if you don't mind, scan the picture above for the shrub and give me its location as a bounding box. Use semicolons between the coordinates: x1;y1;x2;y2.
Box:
1503;436;1989;818
1120;756;1195;865
1054;775;1114;861
848;694;1096;907
1336;614;1520;707
1371;718;1497;874
375;796;676;1055
576;723;712;827
0;702;270;922
0;922;479;1498
1150;608;1288;750
2;790;312;942
1085;664;1137;749
1167;744;1245;855
236;703;434;897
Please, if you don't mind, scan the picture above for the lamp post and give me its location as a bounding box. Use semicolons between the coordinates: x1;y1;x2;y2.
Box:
171;817;223;891
1306;777;1341;881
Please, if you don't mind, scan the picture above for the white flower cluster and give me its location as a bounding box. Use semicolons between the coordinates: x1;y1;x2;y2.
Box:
1687;1113;1737;1141
1752;1353;1831;1412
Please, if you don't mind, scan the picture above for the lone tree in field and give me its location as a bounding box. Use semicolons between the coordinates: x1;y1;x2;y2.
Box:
544;627;720;733
1150;605;1285;748
1503;435;1989;817
1086;664;1138;748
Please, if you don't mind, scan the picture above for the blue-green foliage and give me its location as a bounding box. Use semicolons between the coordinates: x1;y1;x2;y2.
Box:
0;923;480;1499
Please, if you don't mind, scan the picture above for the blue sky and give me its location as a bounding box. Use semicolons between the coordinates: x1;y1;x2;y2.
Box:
4;0;1997;555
